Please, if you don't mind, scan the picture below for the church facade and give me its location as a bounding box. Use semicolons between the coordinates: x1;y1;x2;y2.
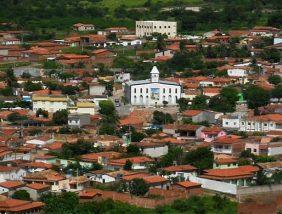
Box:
124;66;182;106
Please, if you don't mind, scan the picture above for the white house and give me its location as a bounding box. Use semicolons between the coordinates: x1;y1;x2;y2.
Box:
119;35;142;46
87;170;116;184
73;23;95;31
227;68;248;77
222;115;241;130
32;95;69;113
136;21;177;38
239;114;282;132
69;102;96;115
124;66;182;106
137;142;168;158
0;166;26;182
89;82;106;96
162;165;197;181
25;137;54;148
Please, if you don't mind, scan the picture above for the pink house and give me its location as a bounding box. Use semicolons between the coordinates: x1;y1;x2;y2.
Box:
200;126;226;142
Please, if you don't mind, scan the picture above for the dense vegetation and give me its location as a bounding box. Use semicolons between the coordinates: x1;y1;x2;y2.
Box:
40;192;237;214
0;0;281;39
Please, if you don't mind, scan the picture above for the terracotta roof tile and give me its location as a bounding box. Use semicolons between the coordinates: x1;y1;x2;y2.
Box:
175;181;201;188
0;181;24;189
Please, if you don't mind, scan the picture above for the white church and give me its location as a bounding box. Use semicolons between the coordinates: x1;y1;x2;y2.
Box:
124;66;182;106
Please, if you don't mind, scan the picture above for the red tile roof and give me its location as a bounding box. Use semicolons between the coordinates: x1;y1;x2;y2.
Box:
79;189;101;199
0;181;24;189
81;152;121;162
182;110;203;117
163;164;197;172
109;156;154;166
175;181;201;188
123;173;151;181
0;199;44;212
26;183;50;190
214;135;242;144
201;165;259;180
143;175;168;184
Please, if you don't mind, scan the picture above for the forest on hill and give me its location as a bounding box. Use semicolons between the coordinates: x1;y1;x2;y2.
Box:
0;0;281;38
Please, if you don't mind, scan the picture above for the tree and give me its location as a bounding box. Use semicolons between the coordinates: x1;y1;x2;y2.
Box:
12;190;30;200
131;131;146;142
260;48;280;63
61;85;78;95
99;100;119;135
191;95;208;110
160;146;184;167
268;75;281;85
123;159;133;170
220;87;238;106
271;85;282;98
99;100;116;115
129;178;149;196
156;34;166;51
106;33;117;41
243;86;269;109
185;147;214;171
177;98;189;112
61;140;96;159
0;87;13;96
6;68;18;88
256;171;270;185
21;72;31;79
41;192;79;214
209;96;234;113
7;112;27;123
126;144;140;156
52;109;68;125
36;108;48;118
152;111;174;125
24;80;42;91
209;87;238;113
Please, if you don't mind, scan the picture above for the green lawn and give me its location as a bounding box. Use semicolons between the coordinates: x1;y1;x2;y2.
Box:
98;0;202;11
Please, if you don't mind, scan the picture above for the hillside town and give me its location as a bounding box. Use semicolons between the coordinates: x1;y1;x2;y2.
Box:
0;17;281;213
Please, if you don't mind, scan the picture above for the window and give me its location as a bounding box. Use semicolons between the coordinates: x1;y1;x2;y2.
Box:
140;88;143;93
168;26;171;28
159;26;161;29
175;88;177;93
225;122;229;125
169;88;171;93
242;122;245;125
248;122;251;125
163;88;165;93
234;122;236;125
146;88;148;93
134;88;136;93
264;123;267;126
253;149;257;152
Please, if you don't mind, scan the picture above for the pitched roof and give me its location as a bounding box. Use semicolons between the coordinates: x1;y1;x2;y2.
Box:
81;152;121;162
182;110;203;117
213;135;242;144
123;172;151;181
163;164;197;172
26;183;50;190
0;199;44;212
143;175;168;184
109;156;154;166
0;181;24;189
175;181;201;188
79;189;101;199
201;165;259;180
